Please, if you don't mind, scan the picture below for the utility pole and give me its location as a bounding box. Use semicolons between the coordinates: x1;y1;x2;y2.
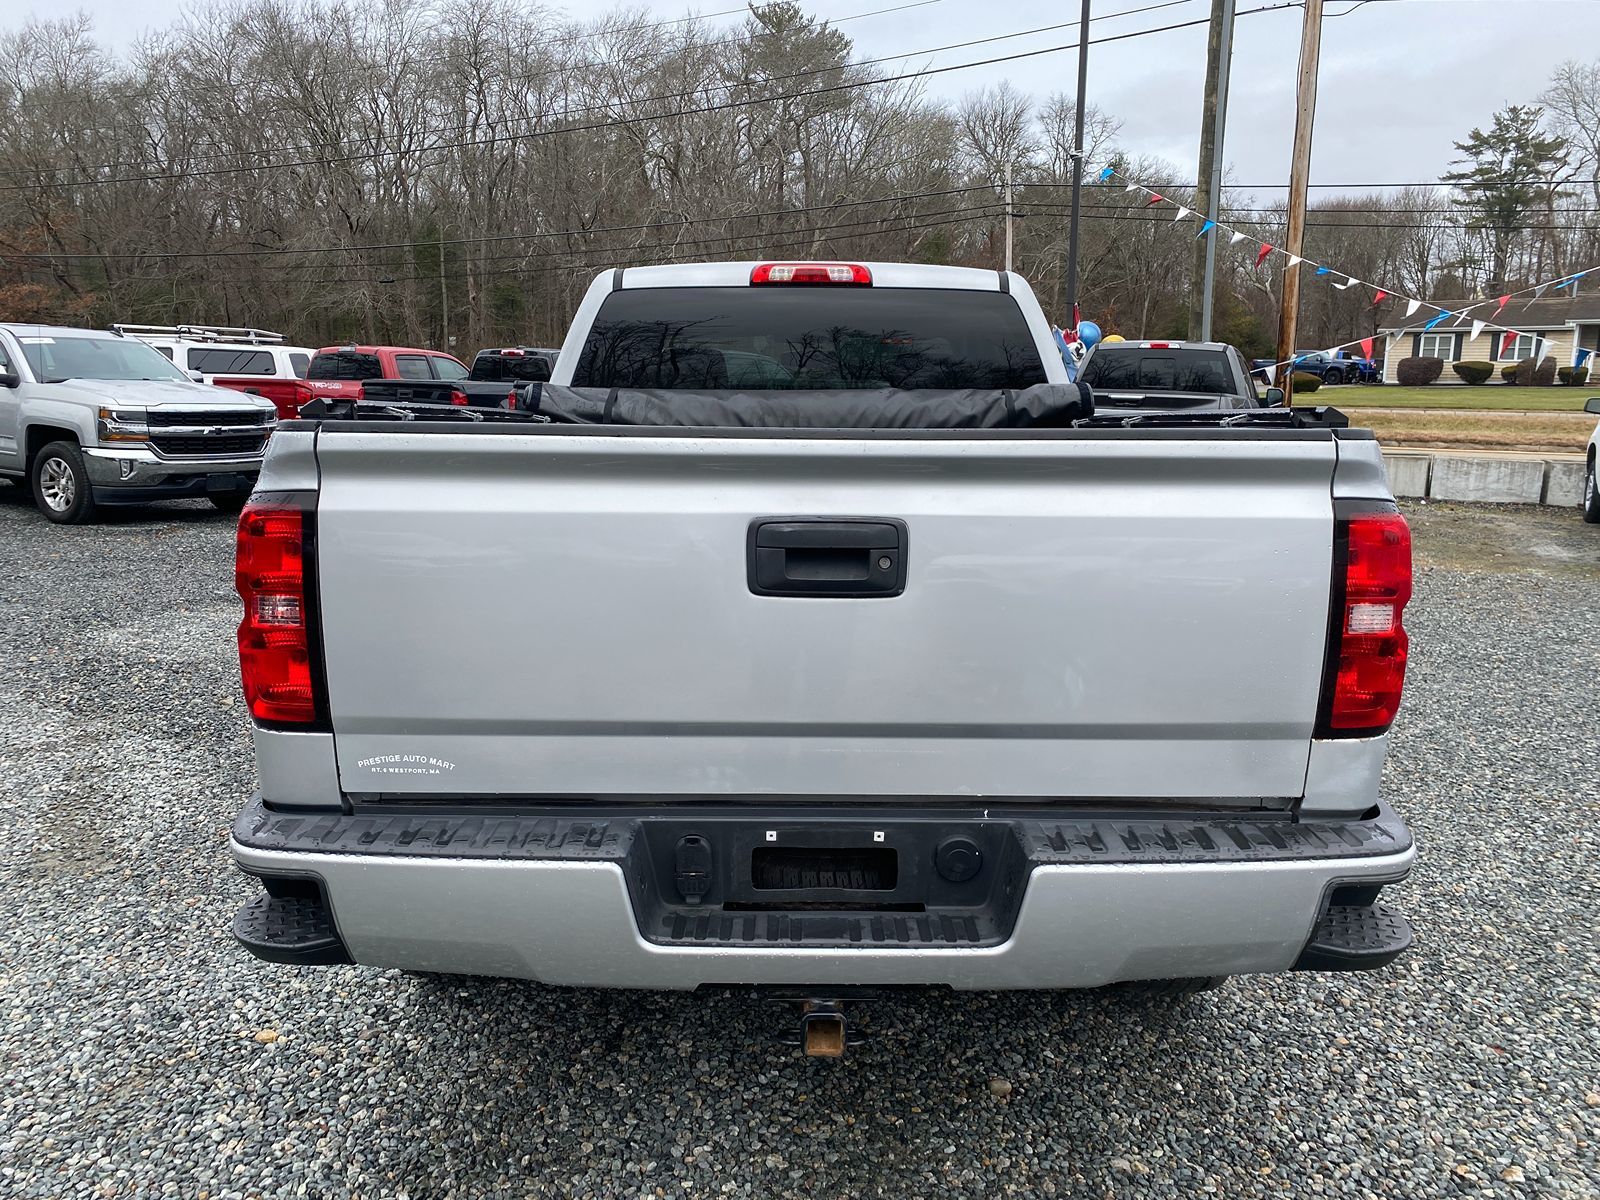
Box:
1274;0;1324;393
439;236;449;351
1004;158;1015;273
1190;0;1235;341
1063;0;1091;326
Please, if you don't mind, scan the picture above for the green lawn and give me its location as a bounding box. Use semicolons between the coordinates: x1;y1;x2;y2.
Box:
1327;385;1596;411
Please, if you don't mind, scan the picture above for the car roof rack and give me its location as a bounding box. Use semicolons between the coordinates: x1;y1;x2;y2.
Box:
110;323;287;345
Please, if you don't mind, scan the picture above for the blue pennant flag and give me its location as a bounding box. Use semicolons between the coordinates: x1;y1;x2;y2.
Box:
1314;266;1331;276
1578;347;1593;367
1423;310;1452;331
1195;219;1216;238
1556;270;1588;290
1097;166;1114;182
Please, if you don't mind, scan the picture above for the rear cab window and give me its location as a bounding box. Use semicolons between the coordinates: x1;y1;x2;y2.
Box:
394;355;433;380
307;352;382;381
288;352;311;377
573;287;1047;390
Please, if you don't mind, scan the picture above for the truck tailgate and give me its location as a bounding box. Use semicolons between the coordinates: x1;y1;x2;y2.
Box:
313;429;1337;802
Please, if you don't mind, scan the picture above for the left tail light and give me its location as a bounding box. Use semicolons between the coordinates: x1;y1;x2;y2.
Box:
236;495;325;726
273;382;314;421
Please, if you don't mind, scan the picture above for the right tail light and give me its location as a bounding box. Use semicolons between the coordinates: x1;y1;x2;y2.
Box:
1318;509;1412;736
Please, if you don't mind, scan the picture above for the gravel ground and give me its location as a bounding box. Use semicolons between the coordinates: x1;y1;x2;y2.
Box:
1;484;1597;1199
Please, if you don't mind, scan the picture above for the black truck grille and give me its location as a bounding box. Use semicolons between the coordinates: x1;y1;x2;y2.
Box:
152;433;268;456
145;409;270;427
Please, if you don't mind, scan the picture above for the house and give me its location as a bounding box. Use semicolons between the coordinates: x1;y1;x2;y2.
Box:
1376;294;1600;383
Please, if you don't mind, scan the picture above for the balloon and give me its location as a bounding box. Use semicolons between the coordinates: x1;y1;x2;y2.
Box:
1102;333;1125;343
1077;320;1103;348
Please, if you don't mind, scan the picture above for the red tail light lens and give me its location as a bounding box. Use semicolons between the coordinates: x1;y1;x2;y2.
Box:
750;262;872;286
273;383;313;421
236;501;318;724
449;388;470;406
1322;511;1412;734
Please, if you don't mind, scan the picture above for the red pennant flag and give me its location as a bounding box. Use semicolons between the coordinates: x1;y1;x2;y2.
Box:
1254;243;1273;270
1144;193;1165;207
1371;289;1388;305
1500;330;1518;357
1359;337;1373;360
1494;293;1510;314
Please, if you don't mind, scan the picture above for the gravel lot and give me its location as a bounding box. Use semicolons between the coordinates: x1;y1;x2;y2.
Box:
1;484;1597;1199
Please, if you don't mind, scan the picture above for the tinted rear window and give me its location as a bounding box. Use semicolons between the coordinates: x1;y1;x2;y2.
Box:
574;287;1047;390
472;352;551;382
188;347;276;375
307;352;381;381
289;352;310;377
1080;347;1237;396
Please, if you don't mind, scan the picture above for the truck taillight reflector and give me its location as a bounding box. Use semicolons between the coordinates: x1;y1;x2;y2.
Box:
1321;511;1412;735
750;262;872;286
274;383;314;421
236;501;318;724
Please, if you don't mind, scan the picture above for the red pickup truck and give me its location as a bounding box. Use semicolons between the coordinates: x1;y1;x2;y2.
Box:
213;344;471;419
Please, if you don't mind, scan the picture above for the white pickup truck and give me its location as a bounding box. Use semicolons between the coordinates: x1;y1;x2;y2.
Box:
227;262;1416;1047
0;323;277;522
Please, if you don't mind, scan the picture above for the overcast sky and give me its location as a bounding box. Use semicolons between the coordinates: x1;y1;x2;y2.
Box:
25;0;1600;196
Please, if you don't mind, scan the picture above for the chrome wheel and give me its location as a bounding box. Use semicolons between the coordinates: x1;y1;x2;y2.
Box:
38;456;75;512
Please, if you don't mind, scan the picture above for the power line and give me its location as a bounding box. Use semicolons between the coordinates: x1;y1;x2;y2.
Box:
0;185;994;261
10;0;1194;184
0;4;1293;195
41;0;964;151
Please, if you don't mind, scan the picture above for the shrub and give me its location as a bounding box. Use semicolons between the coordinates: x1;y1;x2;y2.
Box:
1396;356;1444;386
1451;360;1493;385
1533;355;1558;386
1558;365;1590;386
1289;371;1321;394
1501;357;1537;384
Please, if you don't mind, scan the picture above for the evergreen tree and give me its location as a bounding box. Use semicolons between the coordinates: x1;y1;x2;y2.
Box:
1442;104;1568;291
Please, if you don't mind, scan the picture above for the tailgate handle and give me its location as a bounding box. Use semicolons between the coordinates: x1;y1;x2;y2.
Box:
748;519;907;598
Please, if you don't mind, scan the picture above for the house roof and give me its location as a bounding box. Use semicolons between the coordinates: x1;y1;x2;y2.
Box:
1378;293;1600;334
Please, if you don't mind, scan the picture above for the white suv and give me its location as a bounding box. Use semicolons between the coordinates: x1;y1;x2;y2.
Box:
112;324;314;383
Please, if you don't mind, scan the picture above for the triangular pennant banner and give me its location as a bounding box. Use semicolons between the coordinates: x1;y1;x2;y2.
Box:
1334;277;1360;290
1173;206;1191;222
1470;320;1486;341
1314;266;1331;276
1372;289;1388;305
1287;255;1303;268
1423;310;1451;331
1579;347;1593;367
1145;193;1166;207
1125;181;1140;193
1359;337;1374;360
1196;219;1216;238
1534;284;1550;298
1405;299;1422;317
1229;230;1247;245
1500;330;1518;357
1494;293;1510;314
1254;244;1273;270
1098;166;1114;182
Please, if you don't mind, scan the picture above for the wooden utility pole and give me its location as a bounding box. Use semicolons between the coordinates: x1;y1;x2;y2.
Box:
1004;158;1015;273
1190;0;1235;341
1274;0;1324;393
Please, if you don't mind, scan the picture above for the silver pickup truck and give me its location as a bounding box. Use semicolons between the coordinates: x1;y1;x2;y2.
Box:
228;262;1416;1042
0;323;277;522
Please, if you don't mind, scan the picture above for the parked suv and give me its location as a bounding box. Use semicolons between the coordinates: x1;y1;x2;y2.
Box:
0;324;277;523
114;324;315;382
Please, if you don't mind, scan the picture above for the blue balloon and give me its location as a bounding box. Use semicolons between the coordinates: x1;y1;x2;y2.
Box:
1077;320;1103;348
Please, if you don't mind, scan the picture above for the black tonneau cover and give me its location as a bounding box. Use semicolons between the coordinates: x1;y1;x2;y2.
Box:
528;383;1095;429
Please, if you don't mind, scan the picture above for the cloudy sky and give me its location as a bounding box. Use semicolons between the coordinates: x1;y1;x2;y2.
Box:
26;0;1600;194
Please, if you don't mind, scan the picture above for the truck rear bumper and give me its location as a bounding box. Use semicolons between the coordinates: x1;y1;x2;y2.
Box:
229;800;1415;990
